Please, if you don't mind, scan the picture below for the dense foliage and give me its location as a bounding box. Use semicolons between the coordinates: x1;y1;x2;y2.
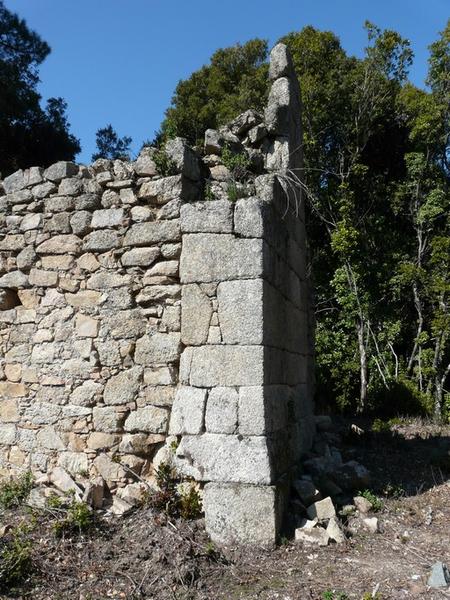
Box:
159;22;450;419
0;1;80;176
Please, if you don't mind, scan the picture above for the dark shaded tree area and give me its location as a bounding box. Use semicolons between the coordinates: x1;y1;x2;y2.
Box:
158;23;450;420
0;1;80;176
92;125;132;161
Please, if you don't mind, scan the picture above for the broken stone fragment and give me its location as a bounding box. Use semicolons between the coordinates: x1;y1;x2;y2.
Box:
353;495;373;514
326;516;346;543
306;496;336;521
295;526;329;546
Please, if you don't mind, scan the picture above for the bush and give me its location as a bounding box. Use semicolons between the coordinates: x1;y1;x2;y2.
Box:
51;495;94;537
358;489;383;512
153;147;177;176
0;471;33;510
149;461;202;520
221;144;250;182
0;522;33;590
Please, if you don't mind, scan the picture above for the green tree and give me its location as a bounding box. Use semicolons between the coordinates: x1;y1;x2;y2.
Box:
0;1;80;175
92;124;132;161
159;39;268;145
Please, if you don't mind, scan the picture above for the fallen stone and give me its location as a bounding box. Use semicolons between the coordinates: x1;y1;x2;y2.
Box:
326;516;345;543
353;495;373;514
362;517;379;534
111;496;134;516
82;477;105;509
306;496;336;521
49;467;83;498
428;562;450;589
295;527;329;546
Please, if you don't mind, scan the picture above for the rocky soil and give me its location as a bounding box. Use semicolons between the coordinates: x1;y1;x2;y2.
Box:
1;419;449;600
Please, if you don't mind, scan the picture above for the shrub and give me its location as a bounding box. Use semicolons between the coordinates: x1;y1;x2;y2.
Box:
358;489;383;512
0;471;33;510
227;180;250;202
52;495;94;537
221;144;250;181
149;461;202;520
153;147;177;176
0;522;33;590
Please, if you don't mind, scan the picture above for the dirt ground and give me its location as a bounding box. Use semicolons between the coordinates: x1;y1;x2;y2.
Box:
1;420;449;600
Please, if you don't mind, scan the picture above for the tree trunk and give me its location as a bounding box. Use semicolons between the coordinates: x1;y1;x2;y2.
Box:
357;318;368;413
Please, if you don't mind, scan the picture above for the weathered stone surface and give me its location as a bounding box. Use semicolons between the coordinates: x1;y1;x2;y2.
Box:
20;213;43;231
44;161;79;182
134;152;157;176
0;424;16;444
29;269;58;287
121;247;159;267
83;230;120;251
93;406;123;432
3;169;26;193
189;346;264;387
36;234;82;255
180;201;233;233
165;137;201;180
75;314;99;337
70;211;92;235
234;198;270;238
16;246;37;270
229;109;263;137
326;516;345;544
134;333;181;365
91;208;124;228
138;175;198;204
0;381;27;398
265;77;291;135
180;234;263;283
57;451;89;475
175;434;271;484
66;290;102;307
103;368;142;405
93;454;126;482
306;497;336;521
124;406;169;433
217;279;263;344
70;381;103;406
205;387;238;434
428;562;450;589
295;527;329;546
124;221;180;246
353;495;373;514
0;271;29;289
169;387;207;435
181;284;212;345
204;483;279;545
268;43;294;80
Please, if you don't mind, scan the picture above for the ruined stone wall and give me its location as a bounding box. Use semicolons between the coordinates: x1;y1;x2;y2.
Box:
0;155;203;487
0;43;315;544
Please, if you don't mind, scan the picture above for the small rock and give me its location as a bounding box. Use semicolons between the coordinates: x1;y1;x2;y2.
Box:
297;518;318;530
295;527;329;546
362;517;379;533
354;495;373;513
326;516;346;544
111;496;133;516
82;477;105;509
49;467;83;498
428;562;450;589
306;496;336;521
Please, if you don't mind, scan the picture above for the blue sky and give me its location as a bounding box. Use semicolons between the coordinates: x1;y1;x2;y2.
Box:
6;0;449;163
